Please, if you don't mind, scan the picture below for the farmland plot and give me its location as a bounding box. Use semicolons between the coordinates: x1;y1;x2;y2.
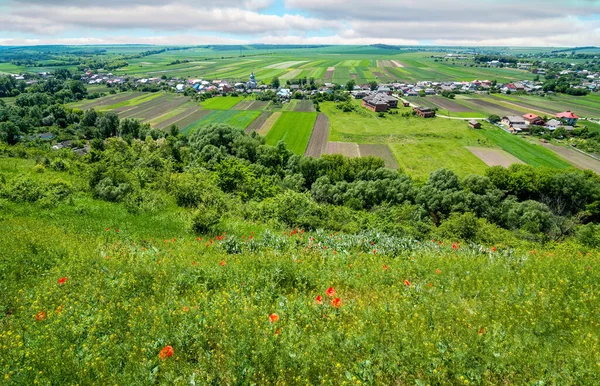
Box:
171;110;212;133
69;92;143;110
245;112;272;134
119;96;190;121
265;112;318;155
327;142;360;158
358;144;399;169
467;147;525;168
294;100;316;113
201;96;245;110
155;107;202;129
305;113;330;158
257;112;282;136
187;110;261;133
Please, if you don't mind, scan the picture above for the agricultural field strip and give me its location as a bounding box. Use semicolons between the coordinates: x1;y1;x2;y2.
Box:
245;112;272;134
170;110;212;132
265;112;318;155
327;142;360;158
304;113;330;158
358;144;399;169
541;143;600;174
120;97;190;120
155;106;201;129
257;112;282;136
69;92;144;110
466;147;525;168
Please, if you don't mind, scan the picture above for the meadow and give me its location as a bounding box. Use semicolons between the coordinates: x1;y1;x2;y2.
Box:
1;155;600;385
264;112;318;154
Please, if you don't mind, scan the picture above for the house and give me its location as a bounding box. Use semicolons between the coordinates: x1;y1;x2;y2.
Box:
175;84;185;93
469;120;482;129
362;94;399;112
556;111;579;126
545;119;563;131
414;107;436;118
376;86;391;95
402;102;410;107
502;115;529;132
522;113;545;126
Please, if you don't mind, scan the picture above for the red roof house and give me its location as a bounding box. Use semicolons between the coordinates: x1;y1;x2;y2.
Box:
556;111;580;125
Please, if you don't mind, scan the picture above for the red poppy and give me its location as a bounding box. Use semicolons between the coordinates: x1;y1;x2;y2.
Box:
316;295;323;305
35;311;46;321
182;306;190;312
427;283;433;288
452;243;458;250
159;345;174;360
435;269;441;275
105;227;109;232
404;280;411;287
491;247;497;252
269;313;279;323
115;229;119;233
57;277;68;285
478;327;486;336
383;265;389;271
331;298;342;308
326;287;336;297
219;260;226;267
373;249;377;255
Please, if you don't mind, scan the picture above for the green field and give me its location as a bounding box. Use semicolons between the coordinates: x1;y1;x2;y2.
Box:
265;112;318;154
479;128;573;169
182;110;261;134
201;96;245;110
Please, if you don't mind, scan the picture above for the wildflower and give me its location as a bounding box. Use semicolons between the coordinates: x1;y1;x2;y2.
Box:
55;305;64;314
182;306;190;312
491;247;497;252
326;287;336;297
316;295;323;305
159;345;174;360
435;269;441;275
404;280;411;287
220;260;226;267
331;298;342;308
383;265;389;271
478;327;486;336
428;283;433;288
57;277;68;285
452;243;458;250
274;328;283;336
192;261;197;266
115;229;119;233
35;311;46;321
269;313;279;323
373;249;377;255
105;227;109;232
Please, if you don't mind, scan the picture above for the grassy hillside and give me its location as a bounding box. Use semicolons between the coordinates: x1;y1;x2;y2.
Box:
1;121;600;384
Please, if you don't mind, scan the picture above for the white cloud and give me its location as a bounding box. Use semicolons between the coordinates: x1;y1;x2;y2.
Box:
0;0;599;46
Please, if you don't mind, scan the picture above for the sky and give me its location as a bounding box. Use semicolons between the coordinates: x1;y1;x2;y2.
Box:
0;0;599;47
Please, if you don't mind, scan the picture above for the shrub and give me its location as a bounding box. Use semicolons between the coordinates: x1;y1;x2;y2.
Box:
190;205;221;234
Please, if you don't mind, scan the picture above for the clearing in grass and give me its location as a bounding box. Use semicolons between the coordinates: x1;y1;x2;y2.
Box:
264;111;318;155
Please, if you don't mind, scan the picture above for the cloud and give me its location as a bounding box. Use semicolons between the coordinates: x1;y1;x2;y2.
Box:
0;0;599;46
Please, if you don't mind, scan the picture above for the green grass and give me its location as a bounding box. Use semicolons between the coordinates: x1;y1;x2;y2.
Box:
183;110;261;134
1;155;599;384
264;112;317;154
479;127;573;169
323;101;493;178
201;96;245;110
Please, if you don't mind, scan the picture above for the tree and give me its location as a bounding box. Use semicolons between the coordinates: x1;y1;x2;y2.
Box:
0;121;20;145
488;115;501;123
369;81;378;91
346;79;356;92
271;77;280;89
96;112;120;138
